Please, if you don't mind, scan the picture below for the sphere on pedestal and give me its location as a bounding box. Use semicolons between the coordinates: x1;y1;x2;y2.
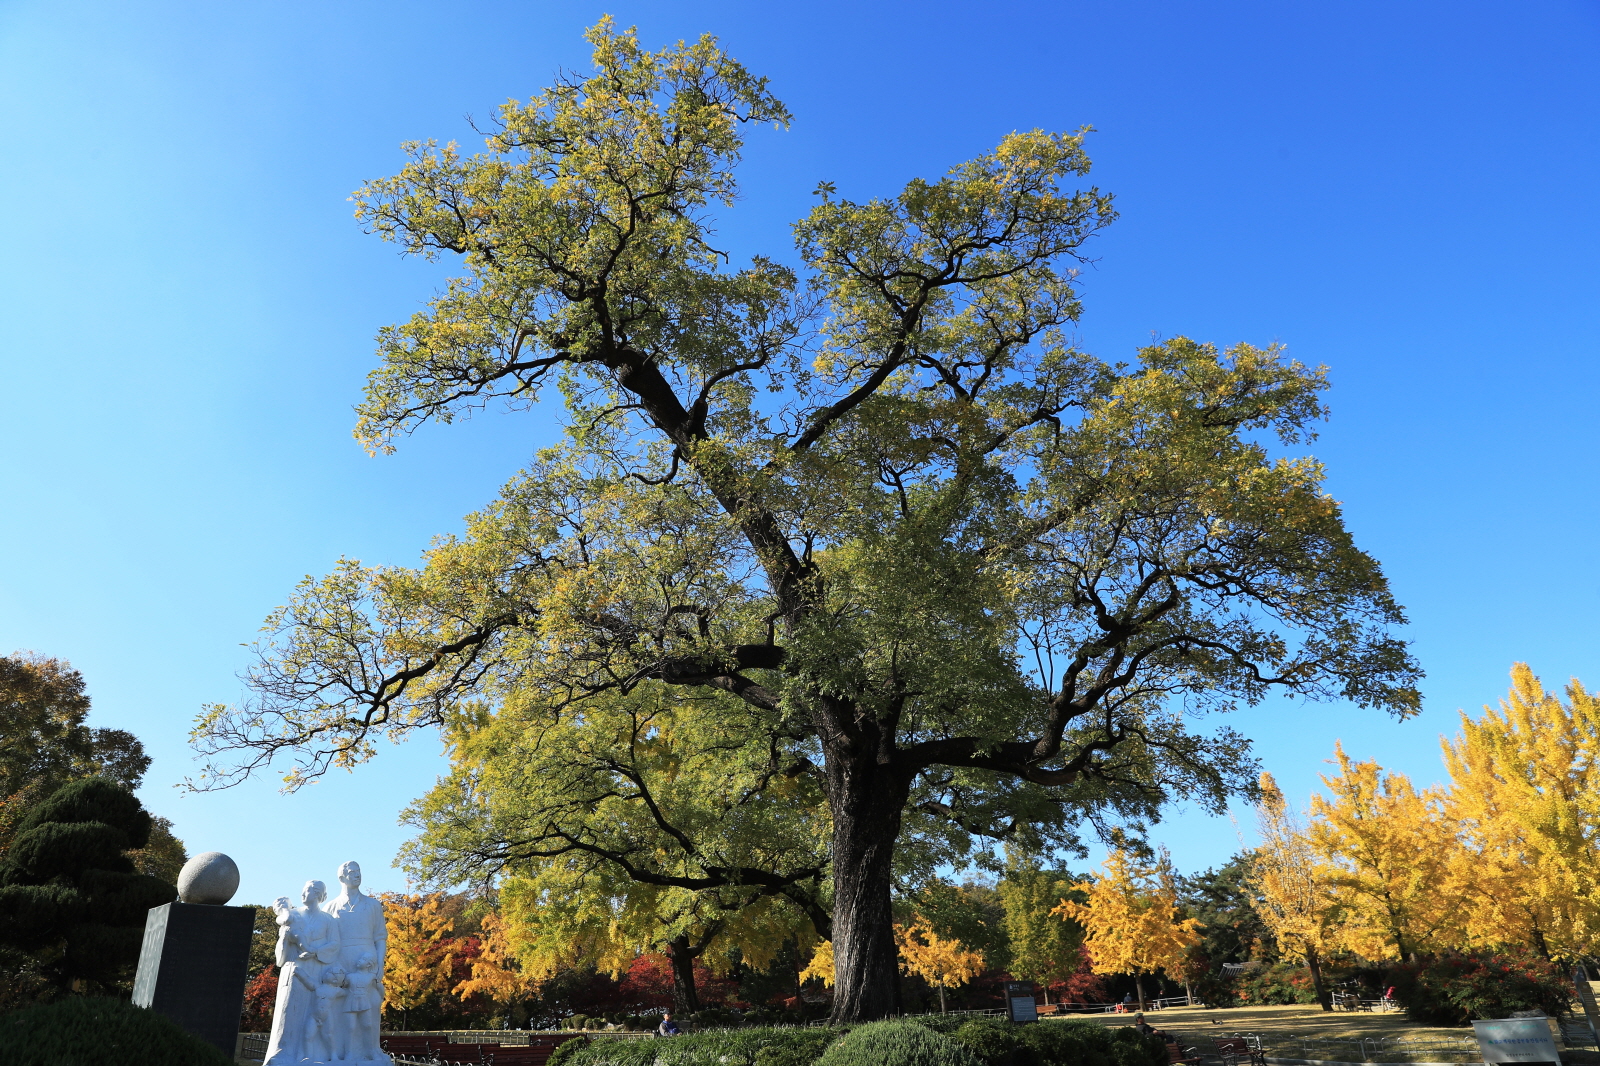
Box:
177;851;240;905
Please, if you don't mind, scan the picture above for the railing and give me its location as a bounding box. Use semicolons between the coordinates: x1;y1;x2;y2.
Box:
1049;996;1191;1014
1294;1034;1483;1062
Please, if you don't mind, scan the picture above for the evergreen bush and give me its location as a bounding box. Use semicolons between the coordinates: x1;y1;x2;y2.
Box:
0;777;175;990
814;1020;982;1066
0;996;234;1066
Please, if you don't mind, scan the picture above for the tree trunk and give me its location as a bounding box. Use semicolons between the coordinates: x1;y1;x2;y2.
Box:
1135;972;1147;1012
665;935;702;1014
825;735;910;1023
1305;947;1331;1012
938;982;947;1013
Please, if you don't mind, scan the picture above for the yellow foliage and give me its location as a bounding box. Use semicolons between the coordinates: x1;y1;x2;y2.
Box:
454;909;535;1005
896;918;986;990
1440;663;1600;960
1251;772;1338;959
382;892;457;1013
1307;745;1457;960
1051;850;1198;985
799;939;834;988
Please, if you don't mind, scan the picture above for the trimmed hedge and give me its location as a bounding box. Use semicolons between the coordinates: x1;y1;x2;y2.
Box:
549;1026;842;1066
546;1018;1170;1066
0;996;234;1066
816;1021;982;1066
942;1017;1170;1066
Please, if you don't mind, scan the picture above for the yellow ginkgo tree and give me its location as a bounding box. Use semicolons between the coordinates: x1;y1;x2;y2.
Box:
453;909;536;1015
1053;850;1199;1011
382;892;458;1030
1250;772;1337;1011
1308;744;1457;961
896;918;987;1014
1441;663;1600;960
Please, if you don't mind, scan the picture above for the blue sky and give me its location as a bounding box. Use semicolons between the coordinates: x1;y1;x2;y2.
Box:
1;0;1597;907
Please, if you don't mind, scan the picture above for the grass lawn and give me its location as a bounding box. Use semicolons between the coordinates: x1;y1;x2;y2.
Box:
1053;1004;1491;1062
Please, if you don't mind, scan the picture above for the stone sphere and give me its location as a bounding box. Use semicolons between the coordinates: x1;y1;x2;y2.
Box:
177;851;240;905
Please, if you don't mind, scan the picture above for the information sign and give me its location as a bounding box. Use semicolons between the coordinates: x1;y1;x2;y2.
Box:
1006;981;1038;1023
1472;1018;1561;1064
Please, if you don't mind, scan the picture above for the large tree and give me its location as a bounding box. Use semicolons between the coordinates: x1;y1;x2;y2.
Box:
192;21;1420;1020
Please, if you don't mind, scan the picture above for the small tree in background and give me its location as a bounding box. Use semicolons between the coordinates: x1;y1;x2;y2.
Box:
1054;850;1199;1011
896;918;985;1014
999;854;1084;1004
453;910;535;1023
382;893;457;1030
1250;772;1337;1011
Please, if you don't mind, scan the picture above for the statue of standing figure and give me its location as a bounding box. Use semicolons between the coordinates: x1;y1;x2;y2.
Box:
263;881;340;1065
262;862;392;1065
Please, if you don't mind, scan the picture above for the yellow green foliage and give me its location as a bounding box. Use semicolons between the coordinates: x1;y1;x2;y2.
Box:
190;18;1422;1021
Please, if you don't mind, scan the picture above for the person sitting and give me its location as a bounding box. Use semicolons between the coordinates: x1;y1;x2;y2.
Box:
657;1012;683;1037
1132;1013;1166;1040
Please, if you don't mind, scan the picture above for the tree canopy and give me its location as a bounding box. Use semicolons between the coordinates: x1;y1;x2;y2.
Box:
192;19;1421;1020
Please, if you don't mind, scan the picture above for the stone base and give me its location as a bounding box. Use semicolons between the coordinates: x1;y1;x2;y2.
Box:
132;901;256;1057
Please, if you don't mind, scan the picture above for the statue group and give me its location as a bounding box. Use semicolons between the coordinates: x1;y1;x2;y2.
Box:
263;861;392;1066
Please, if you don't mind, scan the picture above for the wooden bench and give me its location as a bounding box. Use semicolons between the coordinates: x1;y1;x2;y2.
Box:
1165;1042;1201;1064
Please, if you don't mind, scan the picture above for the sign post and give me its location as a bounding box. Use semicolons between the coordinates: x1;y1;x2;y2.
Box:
1472;1018;1562;1065
1006;981;1038;1023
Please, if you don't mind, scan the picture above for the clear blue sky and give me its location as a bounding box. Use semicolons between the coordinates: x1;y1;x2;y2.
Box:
2;0;1597;906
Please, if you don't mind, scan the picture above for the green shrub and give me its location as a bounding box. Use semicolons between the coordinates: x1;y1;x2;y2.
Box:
555;1025;841;1066
988;1019;1167;1066
950;1018;1018;1064
1387;955;1571;1027
0;996;234;1066
815;1020;982;1066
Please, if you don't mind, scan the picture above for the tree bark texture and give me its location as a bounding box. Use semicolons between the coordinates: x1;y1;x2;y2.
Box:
666;935;702;1015
825;737;910;1023
1305;947;1330;1012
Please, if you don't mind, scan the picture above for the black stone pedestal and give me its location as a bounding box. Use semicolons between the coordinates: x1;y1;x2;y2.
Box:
132;901;256;1057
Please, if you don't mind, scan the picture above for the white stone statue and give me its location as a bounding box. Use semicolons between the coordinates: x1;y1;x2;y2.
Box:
263;881;341;1066
344;953;382;1060
304;966;349;1062
325;861;388;995
262;864;392;1066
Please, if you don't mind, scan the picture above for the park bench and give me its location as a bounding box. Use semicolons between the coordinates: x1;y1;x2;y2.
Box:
1164;1040;1201;1065
1215;1035;1267;1066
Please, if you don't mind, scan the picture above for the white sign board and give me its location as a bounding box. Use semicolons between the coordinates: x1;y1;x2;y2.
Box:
1008;996;1038;1022
1473;1018;1561;1063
